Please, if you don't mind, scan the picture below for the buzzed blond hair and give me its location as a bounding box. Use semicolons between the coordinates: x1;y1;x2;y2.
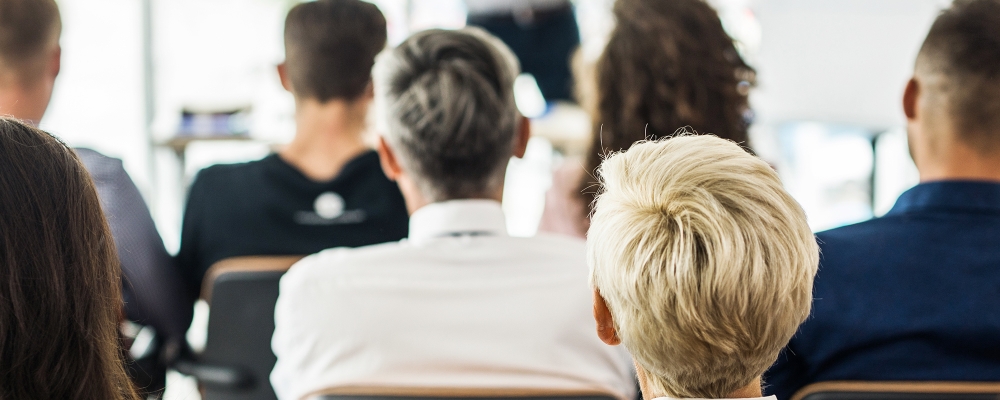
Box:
588;135;818;398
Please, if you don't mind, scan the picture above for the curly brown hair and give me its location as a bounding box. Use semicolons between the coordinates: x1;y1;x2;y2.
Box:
577;0;756;217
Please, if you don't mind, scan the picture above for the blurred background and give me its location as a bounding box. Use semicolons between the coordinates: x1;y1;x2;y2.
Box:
46;0;945;243
44;1;945;395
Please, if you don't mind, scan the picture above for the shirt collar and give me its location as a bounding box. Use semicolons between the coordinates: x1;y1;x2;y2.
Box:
886;180;1000;216
408;199;508;242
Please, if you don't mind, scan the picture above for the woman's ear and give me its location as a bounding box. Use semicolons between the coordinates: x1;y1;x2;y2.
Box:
593;290;621;345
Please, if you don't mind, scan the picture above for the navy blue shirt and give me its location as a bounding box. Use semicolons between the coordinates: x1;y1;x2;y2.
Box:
765;181;1000;399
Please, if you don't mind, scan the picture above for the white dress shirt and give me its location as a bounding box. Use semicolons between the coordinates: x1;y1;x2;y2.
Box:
271;200;636;400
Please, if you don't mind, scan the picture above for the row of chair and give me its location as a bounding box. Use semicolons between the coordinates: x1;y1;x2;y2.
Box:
177;256;1000;400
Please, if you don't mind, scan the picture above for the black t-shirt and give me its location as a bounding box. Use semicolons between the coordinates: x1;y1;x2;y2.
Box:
176;150;409;294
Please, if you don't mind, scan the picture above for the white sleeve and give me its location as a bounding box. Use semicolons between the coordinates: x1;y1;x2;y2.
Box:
270;258;316;400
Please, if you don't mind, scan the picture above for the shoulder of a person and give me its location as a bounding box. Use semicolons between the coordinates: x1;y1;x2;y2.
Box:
74;147;116;163
190;157;271;187
283;240;409;282
513;232;588;262
812;216;912;286
354;151;394;181
74;148;126;177
529;231;587;247
816;214;903;250
552;158;586;182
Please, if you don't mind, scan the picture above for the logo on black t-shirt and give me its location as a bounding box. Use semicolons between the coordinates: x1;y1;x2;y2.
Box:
315;192;344;218
294;191;366;225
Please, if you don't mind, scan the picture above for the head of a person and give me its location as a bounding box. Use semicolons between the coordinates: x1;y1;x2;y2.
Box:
0;118;138;400
375;28;528;209
280;0;386;105
0;0;62;123
905;0;1000;177
579;0;756;214
588;135;818;399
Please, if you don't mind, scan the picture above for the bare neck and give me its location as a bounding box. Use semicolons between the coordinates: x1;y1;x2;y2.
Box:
637;365;764;400
397;176;506;215
279;97;370;182
0;80;51;125
726;378;764;398
917;135;1000;184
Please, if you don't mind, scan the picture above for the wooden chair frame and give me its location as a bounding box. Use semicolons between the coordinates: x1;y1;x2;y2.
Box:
200;255;305;301
308;387;620;400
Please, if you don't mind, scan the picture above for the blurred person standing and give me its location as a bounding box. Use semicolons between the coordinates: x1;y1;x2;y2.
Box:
270;28;635;400
0;0;191;394
538;0;755;238
465;0;579;102
0;118;141;400
589;135;818;399
176;0;408;300
766;1;1000;398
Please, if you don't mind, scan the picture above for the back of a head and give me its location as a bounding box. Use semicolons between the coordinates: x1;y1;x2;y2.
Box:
283;0;386;102
588;135;818;398
0;118;138;400
377;28;521;201
0;0;60;85
916;0;1000;154
580;0;755;213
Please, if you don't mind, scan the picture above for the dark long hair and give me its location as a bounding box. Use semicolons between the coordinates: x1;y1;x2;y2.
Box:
578;0;756;215
0;118;139;400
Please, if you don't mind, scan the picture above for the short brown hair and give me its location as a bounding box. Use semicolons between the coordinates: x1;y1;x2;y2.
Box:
283;0;387;102
578;0;755;219
916;0;1000;152
0;118;139;399
0;0;61;81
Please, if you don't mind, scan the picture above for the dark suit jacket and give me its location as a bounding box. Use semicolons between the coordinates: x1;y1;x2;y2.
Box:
765;181;1000;400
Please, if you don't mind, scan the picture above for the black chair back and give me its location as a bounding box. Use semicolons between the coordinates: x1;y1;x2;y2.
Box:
794;381;1000;400
175;256;303;400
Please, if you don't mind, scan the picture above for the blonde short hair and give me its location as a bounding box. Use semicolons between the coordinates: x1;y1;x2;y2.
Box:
588;135;818;398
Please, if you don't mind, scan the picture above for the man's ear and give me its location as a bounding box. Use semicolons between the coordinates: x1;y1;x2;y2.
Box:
365;78;375;100
377;136;403;181
49;45;61;79
512;116;531;159
903;77;919;121
593;290;621;346
277;62;292;92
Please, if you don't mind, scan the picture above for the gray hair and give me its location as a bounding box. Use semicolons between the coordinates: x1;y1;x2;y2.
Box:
375;28;521;202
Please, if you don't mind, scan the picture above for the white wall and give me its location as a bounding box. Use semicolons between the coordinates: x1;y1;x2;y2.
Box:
751;0;946;129
42;0;149;191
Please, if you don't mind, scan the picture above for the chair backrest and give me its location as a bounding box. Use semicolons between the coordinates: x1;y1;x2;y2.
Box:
792;381;1000;400
311;387;619;400
198;255;304;400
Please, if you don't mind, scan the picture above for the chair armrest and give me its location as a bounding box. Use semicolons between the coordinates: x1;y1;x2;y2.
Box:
173;360;254;389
